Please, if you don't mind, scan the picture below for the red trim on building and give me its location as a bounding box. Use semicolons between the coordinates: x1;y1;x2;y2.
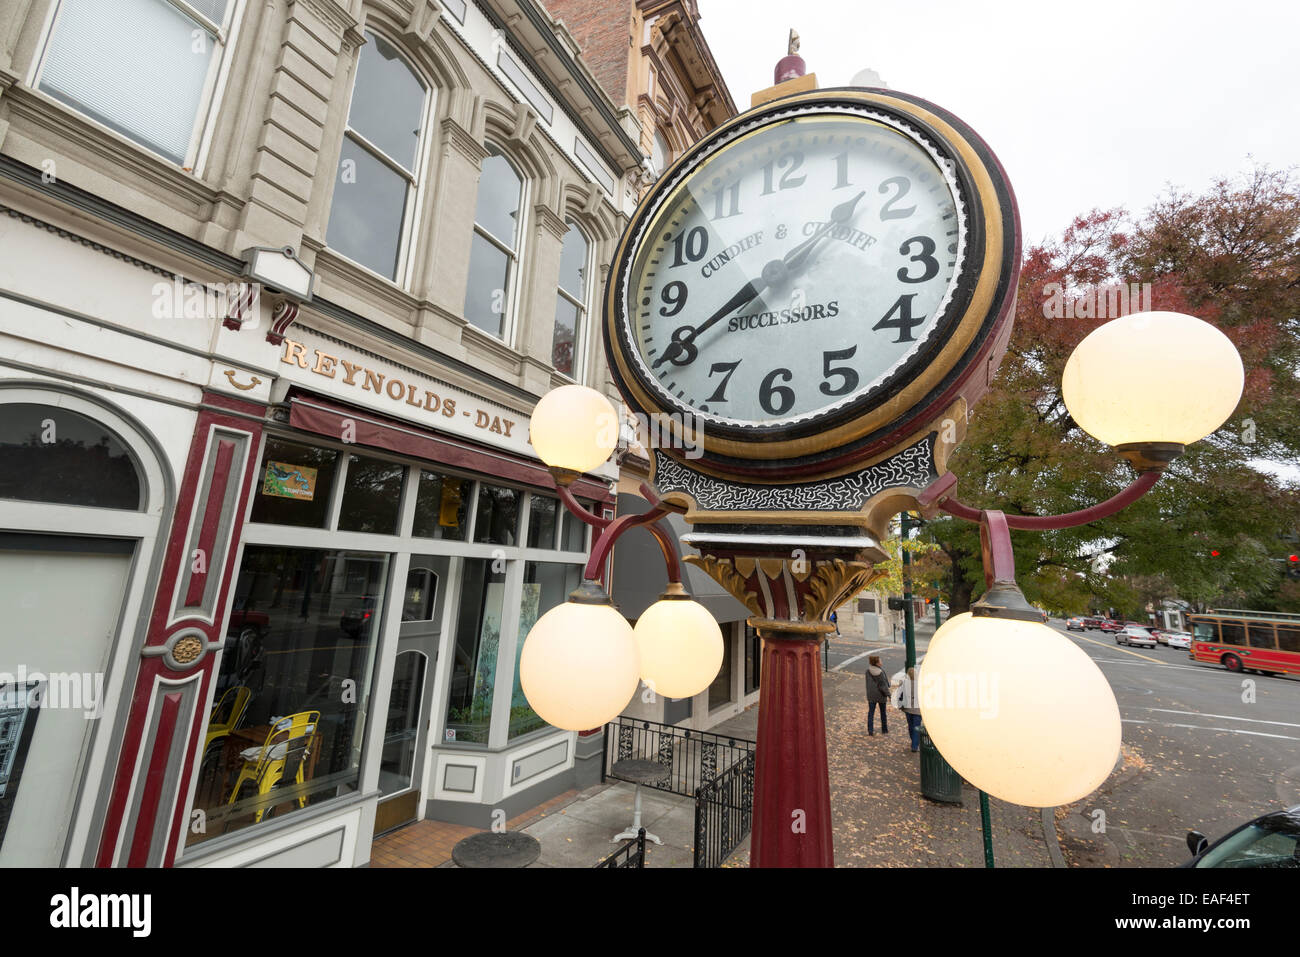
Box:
183;439;235;607
286;392;614;504
127;691;182;867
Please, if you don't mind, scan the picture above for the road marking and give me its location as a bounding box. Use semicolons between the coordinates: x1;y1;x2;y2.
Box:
1123;718;1300;742
1139;707;1300;730
1088;656;1206;672
1068;631;1163;664
831;649;875;672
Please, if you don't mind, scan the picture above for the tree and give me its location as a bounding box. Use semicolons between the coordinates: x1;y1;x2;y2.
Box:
931;166;1300;615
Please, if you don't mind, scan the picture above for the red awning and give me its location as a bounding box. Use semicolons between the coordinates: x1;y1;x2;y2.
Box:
286;392;613;503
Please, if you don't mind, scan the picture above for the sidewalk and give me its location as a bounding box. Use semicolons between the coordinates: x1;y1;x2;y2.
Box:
376;617;1056;867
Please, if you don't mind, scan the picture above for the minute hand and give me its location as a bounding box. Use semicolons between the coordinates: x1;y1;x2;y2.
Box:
779;189;867;278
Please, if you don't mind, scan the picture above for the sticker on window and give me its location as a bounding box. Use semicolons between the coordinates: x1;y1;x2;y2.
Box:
262;461;318;500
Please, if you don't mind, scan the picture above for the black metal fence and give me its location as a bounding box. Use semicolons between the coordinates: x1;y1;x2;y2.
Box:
693;751;755;868
601;716;755;798
594;827;646;868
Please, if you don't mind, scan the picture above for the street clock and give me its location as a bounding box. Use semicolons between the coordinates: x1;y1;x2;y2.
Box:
604;87;1020;531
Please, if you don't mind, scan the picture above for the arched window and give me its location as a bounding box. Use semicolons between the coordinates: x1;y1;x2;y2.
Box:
464;149;524;339
326;32;430;282
651;129;672;174
552;221;590;378
0;403;142;509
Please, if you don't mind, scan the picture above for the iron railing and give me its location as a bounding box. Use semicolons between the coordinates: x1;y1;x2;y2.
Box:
601;716;755;798
594;827;646;868
693;751;755;868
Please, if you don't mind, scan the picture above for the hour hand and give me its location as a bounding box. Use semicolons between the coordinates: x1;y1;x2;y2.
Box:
652;278;764;368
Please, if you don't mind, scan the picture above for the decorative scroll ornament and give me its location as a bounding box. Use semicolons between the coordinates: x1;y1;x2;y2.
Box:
684;554;763;616
687;552;884;623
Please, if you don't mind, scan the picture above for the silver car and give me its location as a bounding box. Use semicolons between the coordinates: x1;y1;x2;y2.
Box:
1117;625;1158;648
1166;631;1193;650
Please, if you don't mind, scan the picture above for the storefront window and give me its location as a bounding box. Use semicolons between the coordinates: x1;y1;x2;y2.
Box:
411;469;471;540
380;651;426;795
474;483;520;545
526;494;558;549
709;630;734;711
443;558;506;744
338;454;405;534
509;562;580;739
559;504;589;552
189;546;387;845
248;438;340;528
0;402;141;509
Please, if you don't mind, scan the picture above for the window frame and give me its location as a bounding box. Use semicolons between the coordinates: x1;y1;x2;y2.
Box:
327;29;437;287
466;145;529;345
551;218;594;382
30;0;244;172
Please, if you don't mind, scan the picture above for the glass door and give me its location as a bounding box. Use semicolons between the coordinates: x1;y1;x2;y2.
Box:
374;556;447;834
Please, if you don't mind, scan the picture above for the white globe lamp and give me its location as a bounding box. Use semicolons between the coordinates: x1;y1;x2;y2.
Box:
634;583;724;699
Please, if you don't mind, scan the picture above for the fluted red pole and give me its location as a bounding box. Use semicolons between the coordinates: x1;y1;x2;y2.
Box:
749;623;834;867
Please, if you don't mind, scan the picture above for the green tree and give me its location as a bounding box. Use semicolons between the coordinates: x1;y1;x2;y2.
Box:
932;166;1300;614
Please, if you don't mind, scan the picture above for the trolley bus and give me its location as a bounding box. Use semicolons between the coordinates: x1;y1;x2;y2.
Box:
1187;609;1300;676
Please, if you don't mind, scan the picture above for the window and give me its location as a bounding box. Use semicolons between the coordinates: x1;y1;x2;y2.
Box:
651;129;671;174
326;32;429;281
443;558;507;744
189;546;388;845
1247;624;1277;650
1279;626;1300;653
337;454;405;534
1193;621;1217;641
526;495;559;549
509;562;581;739
709;630;734;711
1219;621;1246;646
552;221;591;377
0;403;141;509
411;470;471;540
464;150;524;338
248;438;340;529
473;483;520;546
37;0;233;165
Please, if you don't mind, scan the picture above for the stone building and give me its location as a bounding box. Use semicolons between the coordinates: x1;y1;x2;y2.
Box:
0;0;652;867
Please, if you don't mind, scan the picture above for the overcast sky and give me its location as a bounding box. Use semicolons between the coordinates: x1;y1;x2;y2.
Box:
695;0;1300;246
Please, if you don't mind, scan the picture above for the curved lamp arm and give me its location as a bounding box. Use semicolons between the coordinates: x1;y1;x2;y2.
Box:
917;470;1162;531
560;482;684;584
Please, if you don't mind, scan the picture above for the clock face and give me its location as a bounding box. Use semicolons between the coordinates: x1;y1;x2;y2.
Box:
622;106;968;429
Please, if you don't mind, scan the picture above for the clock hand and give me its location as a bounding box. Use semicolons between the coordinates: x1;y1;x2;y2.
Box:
650;190;866;370
777;189;867;279
653;276;765;368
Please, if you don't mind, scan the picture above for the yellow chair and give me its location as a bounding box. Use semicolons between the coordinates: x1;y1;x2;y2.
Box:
226;710;319;822
204;686;251;753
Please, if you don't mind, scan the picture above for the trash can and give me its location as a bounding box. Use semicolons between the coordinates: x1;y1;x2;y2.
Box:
918;724;963;804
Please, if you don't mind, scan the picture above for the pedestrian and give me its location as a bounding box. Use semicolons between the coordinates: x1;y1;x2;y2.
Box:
865;654;889;735
895;665;922;752
830;609;840;636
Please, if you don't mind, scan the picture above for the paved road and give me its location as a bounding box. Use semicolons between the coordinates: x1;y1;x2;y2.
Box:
1047;620;1300;866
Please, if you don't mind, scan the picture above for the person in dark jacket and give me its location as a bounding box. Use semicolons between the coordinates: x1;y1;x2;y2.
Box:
865;655;890;735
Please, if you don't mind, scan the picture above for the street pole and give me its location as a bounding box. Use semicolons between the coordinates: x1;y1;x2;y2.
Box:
979;790;995;867
901;512;916;671
933;582;942;628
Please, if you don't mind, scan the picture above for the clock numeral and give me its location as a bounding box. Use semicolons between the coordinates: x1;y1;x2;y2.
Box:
670;227;709;267
761;152;806;195
833;151;851;190
759;367;795;416
819;345;859;396
897;236;940;284
666;326;698;366
712;180;742;220
874;294;927;343
879;176;916;220
659;281;689;318
705;360;741;402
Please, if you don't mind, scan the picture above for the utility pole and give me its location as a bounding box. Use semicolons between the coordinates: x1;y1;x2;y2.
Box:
901;511;918;670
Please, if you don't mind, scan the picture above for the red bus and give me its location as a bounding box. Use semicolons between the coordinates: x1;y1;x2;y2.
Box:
1187;609;1300;676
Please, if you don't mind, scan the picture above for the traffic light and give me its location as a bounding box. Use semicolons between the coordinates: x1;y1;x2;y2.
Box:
1289;554;1300;579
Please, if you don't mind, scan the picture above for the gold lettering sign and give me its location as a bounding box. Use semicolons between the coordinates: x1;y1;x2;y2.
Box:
279;338;517;440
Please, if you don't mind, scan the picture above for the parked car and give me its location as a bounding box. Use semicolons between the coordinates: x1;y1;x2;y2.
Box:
1185;805;1300;868
1097;619;1123;633
339;596;380;638
1116;625;1158;647
1066;617;1086;631
1080;617;1104;630
1165;631;1193;650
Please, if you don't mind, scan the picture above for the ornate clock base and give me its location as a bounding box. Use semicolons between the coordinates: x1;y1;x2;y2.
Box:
686;538;885;867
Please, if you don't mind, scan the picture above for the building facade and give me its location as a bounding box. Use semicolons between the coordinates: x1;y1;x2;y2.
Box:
0;0;650;867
